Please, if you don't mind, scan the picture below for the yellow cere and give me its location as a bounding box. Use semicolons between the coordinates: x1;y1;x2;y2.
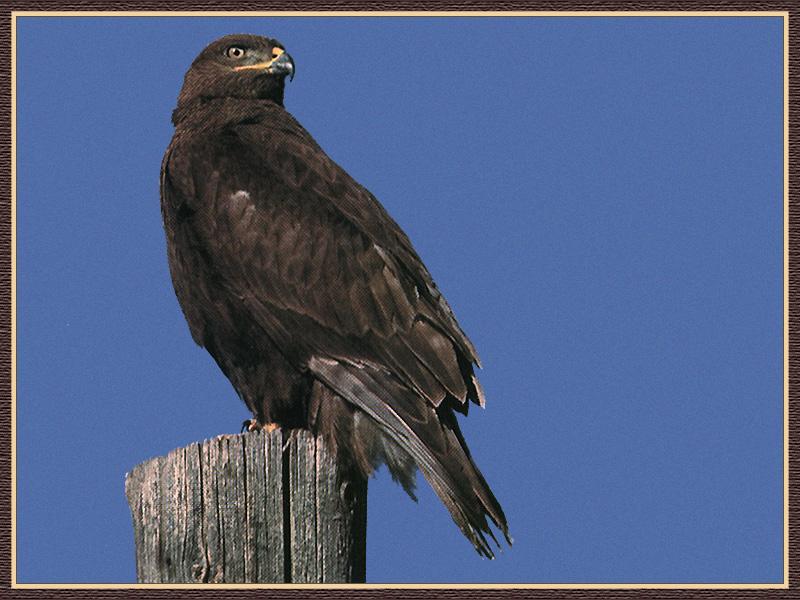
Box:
233;47;285;72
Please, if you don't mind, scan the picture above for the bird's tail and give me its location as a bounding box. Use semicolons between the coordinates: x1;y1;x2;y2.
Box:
308;356;511;558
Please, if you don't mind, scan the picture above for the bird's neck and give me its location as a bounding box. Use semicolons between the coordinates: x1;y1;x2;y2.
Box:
172;96;285;128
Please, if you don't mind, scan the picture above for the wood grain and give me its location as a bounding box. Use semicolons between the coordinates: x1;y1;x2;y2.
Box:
124;430;366;583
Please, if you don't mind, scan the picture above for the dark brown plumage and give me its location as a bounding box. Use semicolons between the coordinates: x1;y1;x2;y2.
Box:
160;34;510;557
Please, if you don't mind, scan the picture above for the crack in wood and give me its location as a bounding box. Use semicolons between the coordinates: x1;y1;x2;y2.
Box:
125;429;367;583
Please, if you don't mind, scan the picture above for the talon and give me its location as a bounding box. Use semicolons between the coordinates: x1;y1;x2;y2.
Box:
241;419;279;433
241;419;261;433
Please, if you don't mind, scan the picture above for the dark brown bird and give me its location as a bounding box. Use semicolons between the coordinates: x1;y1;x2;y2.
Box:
160;34;510;557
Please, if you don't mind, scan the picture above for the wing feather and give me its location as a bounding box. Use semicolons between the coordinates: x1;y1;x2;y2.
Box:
309;356;509;557
163;114;482;408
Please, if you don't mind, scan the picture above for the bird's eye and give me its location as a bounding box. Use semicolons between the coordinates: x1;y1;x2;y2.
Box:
271;47;284;58
226;46;246;59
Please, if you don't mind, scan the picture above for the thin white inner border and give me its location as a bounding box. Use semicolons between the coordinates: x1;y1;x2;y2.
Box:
9;10;790;589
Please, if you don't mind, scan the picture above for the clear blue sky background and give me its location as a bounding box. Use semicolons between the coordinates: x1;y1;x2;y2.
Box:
16;16;784;584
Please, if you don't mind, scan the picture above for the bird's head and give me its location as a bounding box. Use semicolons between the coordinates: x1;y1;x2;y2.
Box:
176;34;295;112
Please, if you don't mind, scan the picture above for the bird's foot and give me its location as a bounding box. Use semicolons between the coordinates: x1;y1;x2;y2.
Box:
241;419;280;433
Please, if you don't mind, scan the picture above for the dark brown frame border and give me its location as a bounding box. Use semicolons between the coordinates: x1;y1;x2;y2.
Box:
1;2;795;598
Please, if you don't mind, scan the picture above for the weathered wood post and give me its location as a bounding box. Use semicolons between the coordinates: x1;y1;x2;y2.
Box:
124;429;367;583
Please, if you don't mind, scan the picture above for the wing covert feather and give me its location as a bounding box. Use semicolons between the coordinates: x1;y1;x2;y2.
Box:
162;109;481;407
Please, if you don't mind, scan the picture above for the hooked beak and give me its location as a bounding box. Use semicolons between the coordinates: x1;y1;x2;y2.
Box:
269;52;295;81
233;48;295;81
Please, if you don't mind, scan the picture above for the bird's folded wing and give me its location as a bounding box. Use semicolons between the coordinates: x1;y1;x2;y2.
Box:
232;112;482;366
162;123;484;409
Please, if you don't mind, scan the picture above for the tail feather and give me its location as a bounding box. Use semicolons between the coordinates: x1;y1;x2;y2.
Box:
309;379;418;498
308;356;510;558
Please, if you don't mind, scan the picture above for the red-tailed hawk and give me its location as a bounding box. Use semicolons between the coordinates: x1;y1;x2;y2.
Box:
160;34;510;557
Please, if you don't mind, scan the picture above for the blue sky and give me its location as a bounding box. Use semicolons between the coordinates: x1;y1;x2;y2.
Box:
15;15;784;583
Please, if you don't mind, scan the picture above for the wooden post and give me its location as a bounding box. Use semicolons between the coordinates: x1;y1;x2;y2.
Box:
124;429;367;583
